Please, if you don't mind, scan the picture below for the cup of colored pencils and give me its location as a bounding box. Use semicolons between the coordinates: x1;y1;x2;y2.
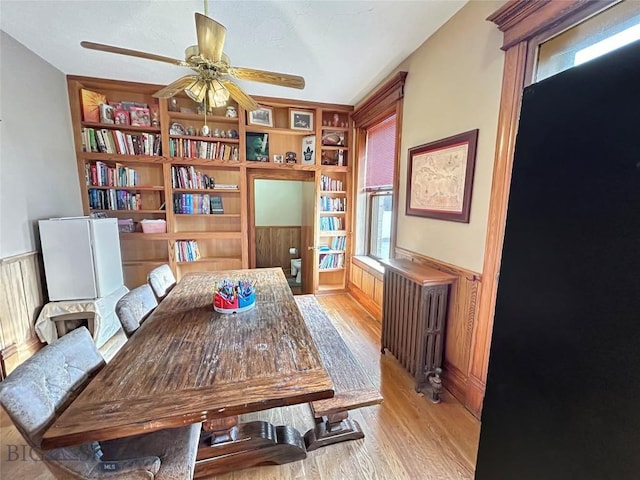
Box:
213;279;256;314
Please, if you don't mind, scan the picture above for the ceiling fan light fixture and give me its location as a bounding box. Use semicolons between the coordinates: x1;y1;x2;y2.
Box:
184;79;207;103
210;79;230;107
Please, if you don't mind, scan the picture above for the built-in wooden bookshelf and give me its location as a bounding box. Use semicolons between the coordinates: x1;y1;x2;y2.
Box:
68;76;352;292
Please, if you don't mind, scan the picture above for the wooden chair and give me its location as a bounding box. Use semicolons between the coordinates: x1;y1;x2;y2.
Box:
115;284;157;337
0;327;201;479
147;264;176;301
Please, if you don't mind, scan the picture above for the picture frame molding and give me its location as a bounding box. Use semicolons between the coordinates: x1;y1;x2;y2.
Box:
406;129;479;223
247;106;274;127
289;108;314;131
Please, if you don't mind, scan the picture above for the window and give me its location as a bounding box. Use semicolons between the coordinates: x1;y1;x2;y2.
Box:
536;1;640;82
364;115;397;259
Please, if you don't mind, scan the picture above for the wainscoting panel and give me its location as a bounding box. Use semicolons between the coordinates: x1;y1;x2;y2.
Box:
348;258;383;321
255;226;301;274
0;252;45;378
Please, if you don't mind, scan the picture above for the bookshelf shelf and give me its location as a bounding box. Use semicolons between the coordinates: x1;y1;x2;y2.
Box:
80;152;166;164
171;231;242;239
319;211;346;215
122;259;168;267
245;125;312;136
81;121;162;133
320;146;349;151
318;267;345;273
176;256;242;265
169;134;240;143
120;232;172;240
168;112;238;124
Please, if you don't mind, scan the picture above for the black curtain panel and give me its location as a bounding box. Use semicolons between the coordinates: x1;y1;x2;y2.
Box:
476;39;640;480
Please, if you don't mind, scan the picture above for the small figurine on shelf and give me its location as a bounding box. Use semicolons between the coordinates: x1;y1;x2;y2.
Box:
169;98;179;112
332;113;340;127
225;106;238;118
227;129;238;139
220;130;226;138
200;125;211;137
286;151;297;164
186;126;196;136
213;128;220;137
150;104;160;127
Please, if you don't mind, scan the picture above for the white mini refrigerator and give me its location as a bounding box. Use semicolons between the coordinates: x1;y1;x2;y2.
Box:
39;217;124;301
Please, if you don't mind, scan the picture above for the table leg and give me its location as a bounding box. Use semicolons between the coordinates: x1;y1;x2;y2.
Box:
303;411;364;451
195;417;307;478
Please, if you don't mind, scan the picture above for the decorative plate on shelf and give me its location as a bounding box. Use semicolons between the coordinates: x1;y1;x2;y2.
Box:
169;122;186;135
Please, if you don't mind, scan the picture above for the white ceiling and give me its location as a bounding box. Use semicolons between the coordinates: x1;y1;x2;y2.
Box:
1;1;466;105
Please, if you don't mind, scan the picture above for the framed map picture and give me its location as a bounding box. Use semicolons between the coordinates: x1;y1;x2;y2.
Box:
406;129;479;223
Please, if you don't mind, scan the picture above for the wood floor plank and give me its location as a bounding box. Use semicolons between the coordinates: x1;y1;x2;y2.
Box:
0;293;479;480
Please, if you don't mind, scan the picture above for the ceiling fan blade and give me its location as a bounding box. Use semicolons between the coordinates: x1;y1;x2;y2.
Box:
81;41;186;66
227;67;305;90
153;75;199;98
195;12;226;63
220;80;260;111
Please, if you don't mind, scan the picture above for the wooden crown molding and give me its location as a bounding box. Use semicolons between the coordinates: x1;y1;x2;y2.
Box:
487;0;617;50
352;71;408;128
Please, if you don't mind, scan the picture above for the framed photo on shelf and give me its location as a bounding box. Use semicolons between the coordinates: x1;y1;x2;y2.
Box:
406;129;479;223
246;132;269;161
247;107;273;127
290;109;314;131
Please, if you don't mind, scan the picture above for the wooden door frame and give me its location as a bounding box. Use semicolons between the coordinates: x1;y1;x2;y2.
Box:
469;0;621;415
246;168;316;270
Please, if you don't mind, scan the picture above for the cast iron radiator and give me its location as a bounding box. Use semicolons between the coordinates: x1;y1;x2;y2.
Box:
381;259;453;402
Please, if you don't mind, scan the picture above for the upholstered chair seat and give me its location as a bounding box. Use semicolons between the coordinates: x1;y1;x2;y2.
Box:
0;327;201;480
115;284;158;337
147;264;176;301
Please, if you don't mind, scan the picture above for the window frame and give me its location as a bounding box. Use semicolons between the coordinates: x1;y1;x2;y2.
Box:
365;187;393;260
351;72;406;262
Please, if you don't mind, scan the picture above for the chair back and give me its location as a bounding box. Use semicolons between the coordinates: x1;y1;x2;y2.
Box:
0;327;104;448
147;264;176;301
115;284;157;336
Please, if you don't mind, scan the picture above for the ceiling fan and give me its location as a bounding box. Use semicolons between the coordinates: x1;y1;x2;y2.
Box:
81;11;305;112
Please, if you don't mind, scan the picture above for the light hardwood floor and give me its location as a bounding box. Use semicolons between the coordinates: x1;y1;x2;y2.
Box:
0;294;479;479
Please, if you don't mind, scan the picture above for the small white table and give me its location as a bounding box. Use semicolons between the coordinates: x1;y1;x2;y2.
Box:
35;285;128;348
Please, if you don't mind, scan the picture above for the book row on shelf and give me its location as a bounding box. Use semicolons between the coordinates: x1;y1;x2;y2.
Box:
320;216;344;231
175;240;201;262
319;252;345;270
320;175;344;191
82;128;162;156
86;161;139;187
171;165;216;190
322;235;346;251
320;196;346;212
173;193;224;215
169;138;239;161
89;188;142;211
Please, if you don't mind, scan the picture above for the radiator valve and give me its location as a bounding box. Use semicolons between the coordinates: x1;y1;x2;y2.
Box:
427;368;443;403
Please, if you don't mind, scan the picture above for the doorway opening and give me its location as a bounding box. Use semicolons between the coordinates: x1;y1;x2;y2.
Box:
248;172;316;295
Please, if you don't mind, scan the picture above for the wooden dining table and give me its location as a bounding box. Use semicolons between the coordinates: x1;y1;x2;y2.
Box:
42;268;334;476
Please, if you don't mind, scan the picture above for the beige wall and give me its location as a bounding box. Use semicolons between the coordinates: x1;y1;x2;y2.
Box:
394;1;505;273
0;32;82;258
254;179;303;226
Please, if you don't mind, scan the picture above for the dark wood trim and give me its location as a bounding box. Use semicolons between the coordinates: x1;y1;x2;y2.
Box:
352;72;408;128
